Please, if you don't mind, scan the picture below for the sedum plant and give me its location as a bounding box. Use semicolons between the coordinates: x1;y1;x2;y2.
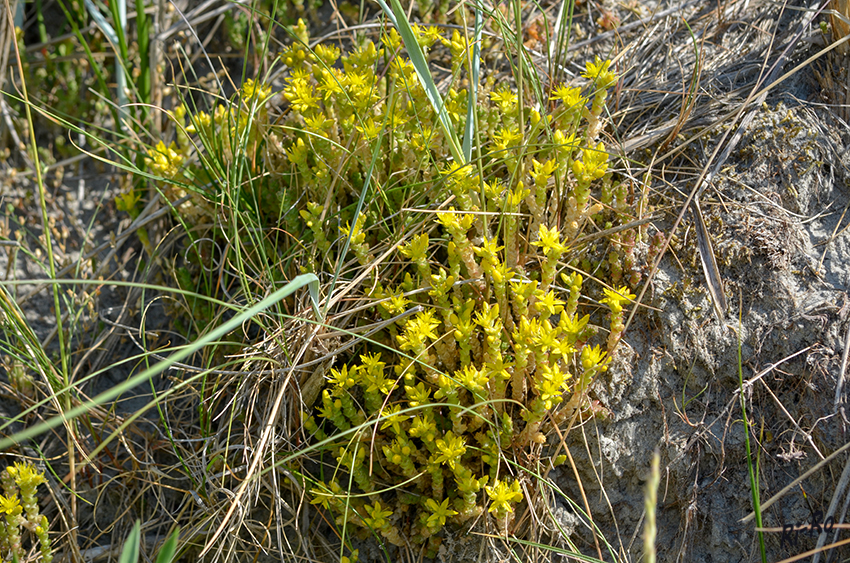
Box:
265;23;639;553
151;14;641;555
0;462;52;563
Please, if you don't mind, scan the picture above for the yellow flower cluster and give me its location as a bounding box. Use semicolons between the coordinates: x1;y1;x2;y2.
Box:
0;462;52;563
293;36;627;553
145;141;184;180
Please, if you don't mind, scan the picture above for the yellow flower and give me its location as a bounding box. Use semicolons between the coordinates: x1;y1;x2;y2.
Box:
382;28;402;52
490;86;517;112
145;141;184;179
424;497;458;530
240;78;273;103
473;238;504;266
434;431;466;470
581;344;609;372
0;494;21;516
355;117;382;140
384;438;414;466
309;480;344;509
492;125;522;151
530;158;558;188
313;43;340;66
535;364;571;409
283;77;321;113
10;462;45;489
303;113;333;132
534;291;565;317
485;478;523;515
379;404;406;435
600;285;636;310
582;56;618;90
344;40;380;69
572;142;609;182
447;30;468;60
400;234;430;262
286;137;309;166
328;365;356;390
363;501;393;530
408;412;437;443
550;84;584;108
378;290;408;316
318;67;345;99
185;110;211;134
405;382;432;409
412;24;442;49
532;225;568;256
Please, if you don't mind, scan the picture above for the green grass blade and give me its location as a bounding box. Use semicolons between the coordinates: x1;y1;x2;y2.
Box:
462;8;483;163
118;520;141;563
154;528;180;563
737;313;767;563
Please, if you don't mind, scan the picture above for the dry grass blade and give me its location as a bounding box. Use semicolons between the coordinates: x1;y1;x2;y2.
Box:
0;0;15;94
810;454;850;563
830;0;850;54
773;536;850;563
836;322;850;419
660;18;702;152
691;199;726;326
642;450;660;563
827;0;850;120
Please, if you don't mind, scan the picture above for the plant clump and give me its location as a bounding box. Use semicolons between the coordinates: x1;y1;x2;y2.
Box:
260;23;642;552
150;12;644;554
0;462;52;563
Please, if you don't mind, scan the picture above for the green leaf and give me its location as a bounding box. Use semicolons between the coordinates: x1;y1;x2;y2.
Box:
154;527;180;563
119;520;141;563
462;9;483;163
